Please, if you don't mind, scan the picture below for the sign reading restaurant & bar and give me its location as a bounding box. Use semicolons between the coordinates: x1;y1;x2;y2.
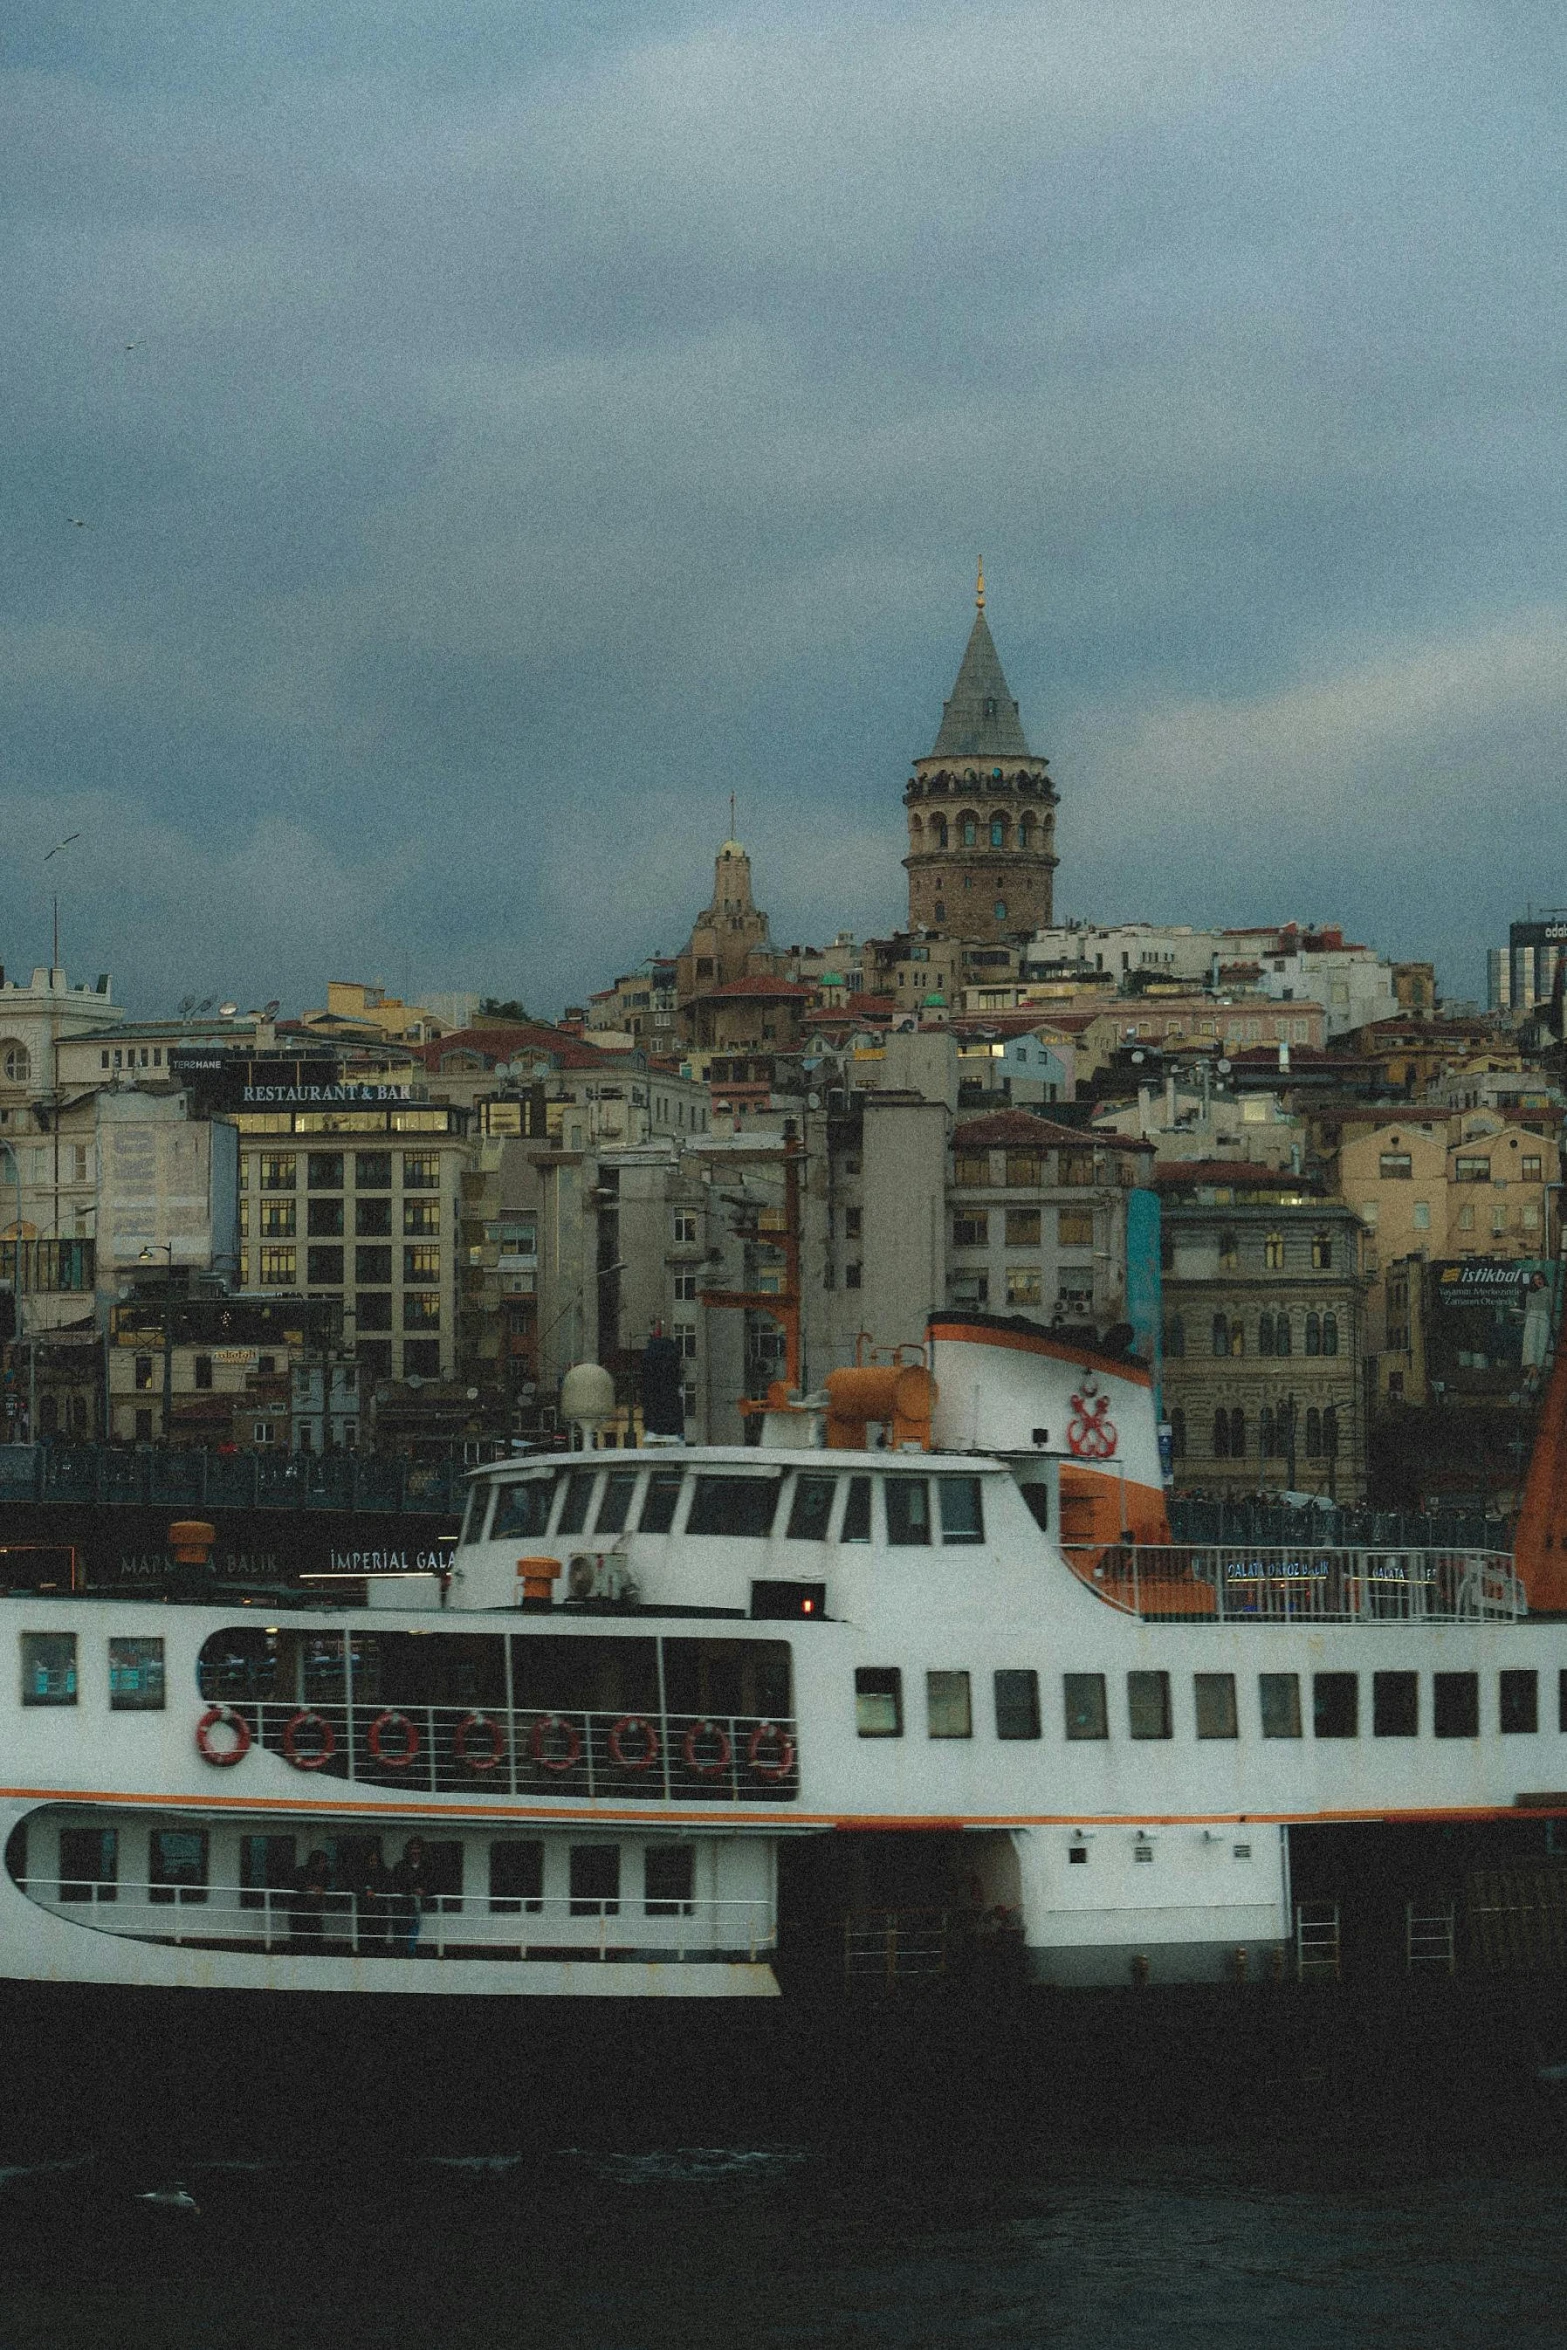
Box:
169;1051;412;1112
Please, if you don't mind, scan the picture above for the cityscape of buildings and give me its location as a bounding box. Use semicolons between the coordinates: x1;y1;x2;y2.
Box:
1;580;1561;1513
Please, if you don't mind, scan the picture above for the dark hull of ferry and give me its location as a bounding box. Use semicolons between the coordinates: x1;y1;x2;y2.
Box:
3;1970;1566;2164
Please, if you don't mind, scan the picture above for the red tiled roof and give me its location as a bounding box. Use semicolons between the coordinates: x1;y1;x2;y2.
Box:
416;1023;616;1074
1153;1158;1316;1189
687;975;814;1001
954;1111;1149;1155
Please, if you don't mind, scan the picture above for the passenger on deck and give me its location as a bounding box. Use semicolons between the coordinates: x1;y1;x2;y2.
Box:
355;1846;392;1957
290;1849;332;1950
390;1837;432;1957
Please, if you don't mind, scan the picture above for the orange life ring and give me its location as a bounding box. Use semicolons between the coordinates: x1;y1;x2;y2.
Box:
454;1711;505;1773
368;1709;420;1769
195;1704;251;1767
282;1708;336;1770
682;1718;732;1777
747;1720;796;1781
608;1714;660;1772
530;1712;582;1773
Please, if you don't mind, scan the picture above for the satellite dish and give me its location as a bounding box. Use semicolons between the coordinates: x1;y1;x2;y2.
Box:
1217;1058;1232;1074
219;1002;238;1019
1130;1050;1145;1065
405;1374;424;1391
807;1092;821;1110
262;1000;281;1019
465;1386;479;1401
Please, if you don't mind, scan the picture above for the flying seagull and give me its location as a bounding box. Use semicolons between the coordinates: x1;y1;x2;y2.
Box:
63;513;91;529
45;835;81;861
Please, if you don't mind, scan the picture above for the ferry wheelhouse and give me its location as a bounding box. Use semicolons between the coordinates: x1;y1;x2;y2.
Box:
0;1313;1564;2006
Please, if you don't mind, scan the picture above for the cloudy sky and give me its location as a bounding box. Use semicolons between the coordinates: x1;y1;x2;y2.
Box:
4;1;1564;1017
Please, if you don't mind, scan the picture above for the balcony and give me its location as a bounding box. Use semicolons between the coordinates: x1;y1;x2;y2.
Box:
1075;1542;1524;1624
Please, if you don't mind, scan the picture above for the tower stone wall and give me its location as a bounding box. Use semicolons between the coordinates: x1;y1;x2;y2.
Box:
903;581;1058;943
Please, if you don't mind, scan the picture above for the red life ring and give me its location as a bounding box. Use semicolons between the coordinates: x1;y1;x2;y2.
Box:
195;1704;251;1767
282;1708;336;1770
368;1710;420;1769
608;1714;660;1773
454;1711;506;1773
530;1713;582;1773
747;1720;796;1782
682;1718;732;1778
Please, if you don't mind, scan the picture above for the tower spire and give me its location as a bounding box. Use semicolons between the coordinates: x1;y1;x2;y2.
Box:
976;557;985;612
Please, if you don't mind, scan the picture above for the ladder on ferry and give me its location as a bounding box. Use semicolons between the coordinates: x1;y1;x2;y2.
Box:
1405;1900;1457;1974
1294;1902;1341;1982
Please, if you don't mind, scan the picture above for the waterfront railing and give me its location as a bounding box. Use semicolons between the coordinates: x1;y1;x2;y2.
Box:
28;1879;776;1963
192;1693;801;1802
1073;1543;1525;1623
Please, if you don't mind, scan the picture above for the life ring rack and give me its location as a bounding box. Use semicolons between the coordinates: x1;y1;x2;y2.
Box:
454;1711;506;1773
747;1721;796;1782
367;1710;421;1770
681;1719;732;1778
195;1704;251;1767
282;1708;337;1770
608;1714;660;1773
530;1713;583;1773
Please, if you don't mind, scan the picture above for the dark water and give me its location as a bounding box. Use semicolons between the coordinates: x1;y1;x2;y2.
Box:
3;2107;1565;2349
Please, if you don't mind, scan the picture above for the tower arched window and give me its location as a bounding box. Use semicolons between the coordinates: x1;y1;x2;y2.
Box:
1;1043;29;1085
994;900;1007;921
1018;815;1033;848
990;815;1007;849
910;816;923;846
1322;1313;1339;1357
961;815;978;848
934;817;948;849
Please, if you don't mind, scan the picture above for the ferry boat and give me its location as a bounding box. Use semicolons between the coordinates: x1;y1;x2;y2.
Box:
2;1306;1564;2068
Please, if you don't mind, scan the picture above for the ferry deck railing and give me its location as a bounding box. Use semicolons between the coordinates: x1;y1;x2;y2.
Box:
1071;1544;1525;1625
195;1694;801;1802
28;1879;776;1963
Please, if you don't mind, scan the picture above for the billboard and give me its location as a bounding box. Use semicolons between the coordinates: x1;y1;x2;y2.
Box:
169;1051;411;1111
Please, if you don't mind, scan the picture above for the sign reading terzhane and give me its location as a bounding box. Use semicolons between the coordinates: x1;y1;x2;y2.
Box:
170;1051;412;1112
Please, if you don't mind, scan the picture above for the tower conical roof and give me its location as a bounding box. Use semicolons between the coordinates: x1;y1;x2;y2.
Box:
929;595;1031;760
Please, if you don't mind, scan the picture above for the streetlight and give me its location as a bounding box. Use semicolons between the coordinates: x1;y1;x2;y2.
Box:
43;834;80;976
139;1243;174;1443
0;1142;29;1443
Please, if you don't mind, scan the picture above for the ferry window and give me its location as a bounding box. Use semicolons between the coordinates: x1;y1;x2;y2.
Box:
20;1632;77;1707
645;1843;696;1916
787;1475;837;1541
1018;1483;1049;1533
240;1835;296;1911
938;1476;985;1545
855;1668;903;1737
513;1635;659;1715
1259;1677;1300;1738
109;1636;165;1711
926;1670;972;1738
994;1669;1041;1740
1373;1671;1418;1737
594;1471;639;1537
1194;1673;1237;1740
664;1638;790;1719
885;1478;932;1546
1313;1673;1358;1738
1501;1669;1539;1734
59;1826;116;1904
1063;1673;1108;1740
354;1632;504;1709
490;1840;543;1914
557;1468;597;1537
1434;1672;1479;1739
840;1476;872;1543
686;1475;782;1538
639;1470;684;1534
1128;1671;1171;1740
198;1625;282;1701
150;1828;208;1905
569;1844;620;1917
751;1580;825;1621
459;1482;492;1546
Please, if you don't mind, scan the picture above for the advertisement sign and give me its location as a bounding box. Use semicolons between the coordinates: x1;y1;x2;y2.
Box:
170;1052;411;1111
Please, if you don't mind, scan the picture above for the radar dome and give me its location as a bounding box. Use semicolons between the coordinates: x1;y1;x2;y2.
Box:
561;1362;616;1428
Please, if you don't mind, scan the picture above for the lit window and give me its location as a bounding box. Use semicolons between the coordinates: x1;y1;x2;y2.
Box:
926;1670;972;1738
109;1636;165;1711
21;1632;76;1706
855;1667;902;1737
258;1245;296;1286
402;1153;440;1190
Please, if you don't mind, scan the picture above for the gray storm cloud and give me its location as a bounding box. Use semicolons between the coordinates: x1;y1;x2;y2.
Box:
2;0;1563;1010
